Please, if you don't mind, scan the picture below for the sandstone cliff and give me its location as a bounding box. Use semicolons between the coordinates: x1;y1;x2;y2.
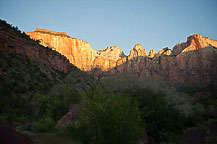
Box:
26;29;217;88
98;46;125;61
26;29;126;71
172;34;217;55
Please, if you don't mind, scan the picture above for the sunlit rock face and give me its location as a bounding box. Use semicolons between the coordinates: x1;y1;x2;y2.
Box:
128;44;147;59
157;47;171;56
26;30;217;88
108;34;217;88
26;29;127;71
172;34;217;56
148;49;156;58
26;29;98;71
98;46;126;61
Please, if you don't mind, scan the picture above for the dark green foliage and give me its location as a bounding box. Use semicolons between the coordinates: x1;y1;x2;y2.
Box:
128;89;185;143
0;117;9;125
102;73;143;91
64;123;82;141
103;73;195;118
0;53;66;118
75;86;144;144
31;92;78;122
30;70;96;121
204;99;217;118
32;117;55;132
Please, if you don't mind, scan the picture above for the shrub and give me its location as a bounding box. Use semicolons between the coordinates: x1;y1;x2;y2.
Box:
76;86;144;144
128;89;185;143
32;117;55;132
102;73;195;118
64;123;82;141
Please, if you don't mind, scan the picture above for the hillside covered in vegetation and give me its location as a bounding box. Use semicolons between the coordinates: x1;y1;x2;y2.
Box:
0;20;217;144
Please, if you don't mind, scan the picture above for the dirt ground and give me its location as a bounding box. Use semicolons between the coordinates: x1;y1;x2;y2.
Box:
0;125;31;144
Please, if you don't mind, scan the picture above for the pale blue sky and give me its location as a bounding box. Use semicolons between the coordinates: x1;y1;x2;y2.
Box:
0;0;217;55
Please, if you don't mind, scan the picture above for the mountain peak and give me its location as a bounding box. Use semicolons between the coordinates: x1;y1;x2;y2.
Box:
26;28;217;73
148;49;156;58
129;44;147;59
98;46;126;61
134;43;143;50
173;34;217;55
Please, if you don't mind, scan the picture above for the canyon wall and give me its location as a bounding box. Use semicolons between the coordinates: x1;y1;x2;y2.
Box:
26;29;217;88
0;27;74;72
26;29;125;71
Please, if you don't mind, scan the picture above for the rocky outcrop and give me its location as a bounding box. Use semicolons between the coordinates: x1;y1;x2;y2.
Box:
173;34;217;55
148;49;156;58
56;104;81;128
98;46;125;61
157;47;171;56
26;29;217;88
129;44;147;59
105;34;217;88
26;29;97;71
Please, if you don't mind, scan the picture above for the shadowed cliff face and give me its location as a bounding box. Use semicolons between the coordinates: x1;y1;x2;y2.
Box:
0;25;75;73
26;29;217;88
101;47;217;88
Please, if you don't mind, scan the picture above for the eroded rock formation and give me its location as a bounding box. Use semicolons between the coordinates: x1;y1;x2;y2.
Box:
26;29;217;88
128;44;147;59
26;29;126;71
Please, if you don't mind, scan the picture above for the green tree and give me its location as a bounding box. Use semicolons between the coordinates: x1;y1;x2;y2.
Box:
129;89;184;143
76;86;144;144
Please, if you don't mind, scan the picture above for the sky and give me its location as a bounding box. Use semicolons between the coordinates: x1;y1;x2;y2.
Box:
0;0;217;55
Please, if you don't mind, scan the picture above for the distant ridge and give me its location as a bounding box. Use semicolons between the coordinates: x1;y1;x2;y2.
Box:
26;28;217;88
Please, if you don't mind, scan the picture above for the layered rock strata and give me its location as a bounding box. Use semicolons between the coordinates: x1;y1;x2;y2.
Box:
26;29;217;88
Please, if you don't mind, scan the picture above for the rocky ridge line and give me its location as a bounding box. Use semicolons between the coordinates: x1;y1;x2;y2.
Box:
26;29;217;88
0;26;74;73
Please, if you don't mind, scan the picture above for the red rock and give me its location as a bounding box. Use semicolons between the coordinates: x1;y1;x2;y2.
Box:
56;104;81;128
26;29;126;71
26;29;217;88
0;27;73;72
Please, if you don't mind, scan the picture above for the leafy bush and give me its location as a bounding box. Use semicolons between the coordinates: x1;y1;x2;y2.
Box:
76;86;144;144
32;117;55;132
0;117;9;125
128;89;184;143
204;99;217;118
64;123;82;141
102;73;142;91
103;73;196;118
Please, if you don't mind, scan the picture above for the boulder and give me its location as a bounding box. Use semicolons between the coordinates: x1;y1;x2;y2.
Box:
56;104;81;128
